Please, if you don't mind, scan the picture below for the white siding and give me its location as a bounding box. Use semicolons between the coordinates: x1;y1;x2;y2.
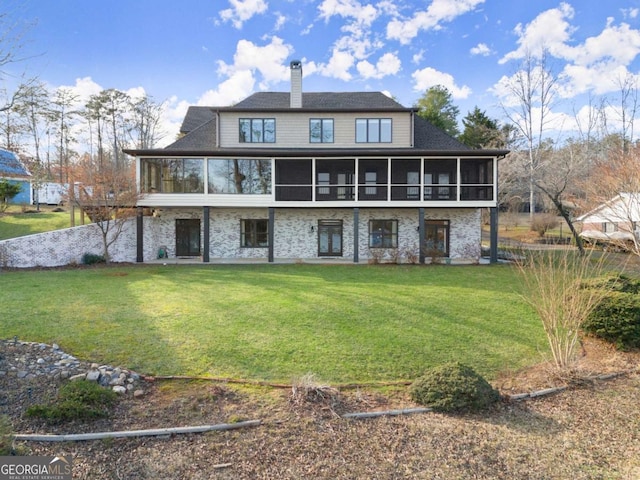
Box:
219;112;412;148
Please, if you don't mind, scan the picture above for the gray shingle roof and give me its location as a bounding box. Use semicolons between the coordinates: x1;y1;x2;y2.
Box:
232;92;408;111
166;118;217;151
0;148;30;178
179;106;215;134
413;115;471;151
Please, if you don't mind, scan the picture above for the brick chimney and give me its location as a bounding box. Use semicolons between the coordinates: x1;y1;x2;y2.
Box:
290;60;302;108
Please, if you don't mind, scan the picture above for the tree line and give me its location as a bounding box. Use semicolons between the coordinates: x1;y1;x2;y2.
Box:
415;50;640;256
1;82;167;186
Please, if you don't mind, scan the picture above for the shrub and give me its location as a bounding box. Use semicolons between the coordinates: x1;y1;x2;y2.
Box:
582;273;640;294
530;213;559;237
82;253;106;265
26;380;117;424
0;415;14;455
582;291;640;350
516;251;609;369
409;362;500;413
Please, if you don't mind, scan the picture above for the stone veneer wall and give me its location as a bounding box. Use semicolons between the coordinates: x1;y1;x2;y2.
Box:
142;207;482;262
0;221;139;268
0;207;482;267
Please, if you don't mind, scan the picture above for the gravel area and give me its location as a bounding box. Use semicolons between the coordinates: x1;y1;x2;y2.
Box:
1;338;639;479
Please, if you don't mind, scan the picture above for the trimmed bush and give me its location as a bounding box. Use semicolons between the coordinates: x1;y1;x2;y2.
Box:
582;291;640;351
26;380;117;424
409;362;500;413
82;253;106;265
582;273;640;294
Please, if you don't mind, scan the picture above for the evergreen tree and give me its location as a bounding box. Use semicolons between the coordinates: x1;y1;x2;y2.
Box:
415;85;460;137
0;179;22;212
459;107;503;149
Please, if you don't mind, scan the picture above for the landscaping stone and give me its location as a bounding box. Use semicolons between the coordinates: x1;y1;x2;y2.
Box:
0;339;143;395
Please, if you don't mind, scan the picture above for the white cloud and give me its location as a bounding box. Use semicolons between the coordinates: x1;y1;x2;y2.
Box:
570;22;640;67
318;48;356;81
499;4;640;100
335;33;384;60
411;67;471;99
274;13;287;31
157;96;191;147
219;0;268;29
217;36;293;89
560;63;640;98
412;50;425;64
357;52;401;79
197;70;256;106
58;77;103;105
499;2;576;64
318;0;379;27
470;43;492;56
386;0;485;45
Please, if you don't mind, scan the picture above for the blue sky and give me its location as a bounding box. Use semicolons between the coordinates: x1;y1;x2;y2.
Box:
4;0;640;145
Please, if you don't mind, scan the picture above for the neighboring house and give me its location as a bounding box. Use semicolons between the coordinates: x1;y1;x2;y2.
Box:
124;61;508;264
0;148;31;205
577;193;640;247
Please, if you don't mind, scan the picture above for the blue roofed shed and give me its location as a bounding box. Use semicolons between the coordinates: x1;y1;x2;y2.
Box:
0;148;32;204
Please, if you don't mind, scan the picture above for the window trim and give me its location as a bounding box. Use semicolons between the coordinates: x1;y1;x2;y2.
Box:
239;118;276;143
369;219;399;248
240;219;269;248
309;118;334;143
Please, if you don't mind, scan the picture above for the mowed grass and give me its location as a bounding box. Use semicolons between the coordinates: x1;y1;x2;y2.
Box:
0;207;82;240
0;264;544;383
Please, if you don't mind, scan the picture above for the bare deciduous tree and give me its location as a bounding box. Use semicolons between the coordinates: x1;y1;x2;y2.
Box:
72;157;141;263
500;49;559;221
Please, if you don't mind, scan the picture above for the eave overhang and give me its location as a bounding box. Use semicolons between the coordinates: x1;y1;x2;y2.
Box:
124;147;510;159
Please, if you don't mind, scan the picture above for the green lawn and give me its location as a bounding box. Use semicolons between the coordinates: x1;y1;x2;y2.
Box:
0;207;83;240
0;264;544;383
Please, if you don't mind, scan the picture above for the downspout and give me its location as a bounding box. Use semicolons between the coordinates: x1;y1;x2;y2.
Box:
215;110;220;147
410;110;414;147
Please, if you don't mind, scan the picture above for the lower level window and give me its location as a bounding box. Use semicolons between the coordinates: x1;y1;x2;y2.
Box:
241;219;268;247
369;220;398;248
424;220;449;256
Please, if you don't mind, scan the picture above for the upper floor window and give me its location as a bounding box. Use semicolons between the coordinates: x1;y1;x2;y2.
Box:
208;158;272;194
310;118;334;143
356;118;392;143
141;158;204;193
239;118;275;143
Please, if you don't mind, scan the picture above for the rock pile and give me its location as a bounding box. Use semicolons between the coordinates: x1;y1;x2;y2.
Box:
0;339;144;396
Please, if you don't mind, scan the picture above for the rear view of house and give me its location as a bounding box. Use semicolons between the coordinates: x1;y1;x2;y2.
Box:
125;61;508;264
